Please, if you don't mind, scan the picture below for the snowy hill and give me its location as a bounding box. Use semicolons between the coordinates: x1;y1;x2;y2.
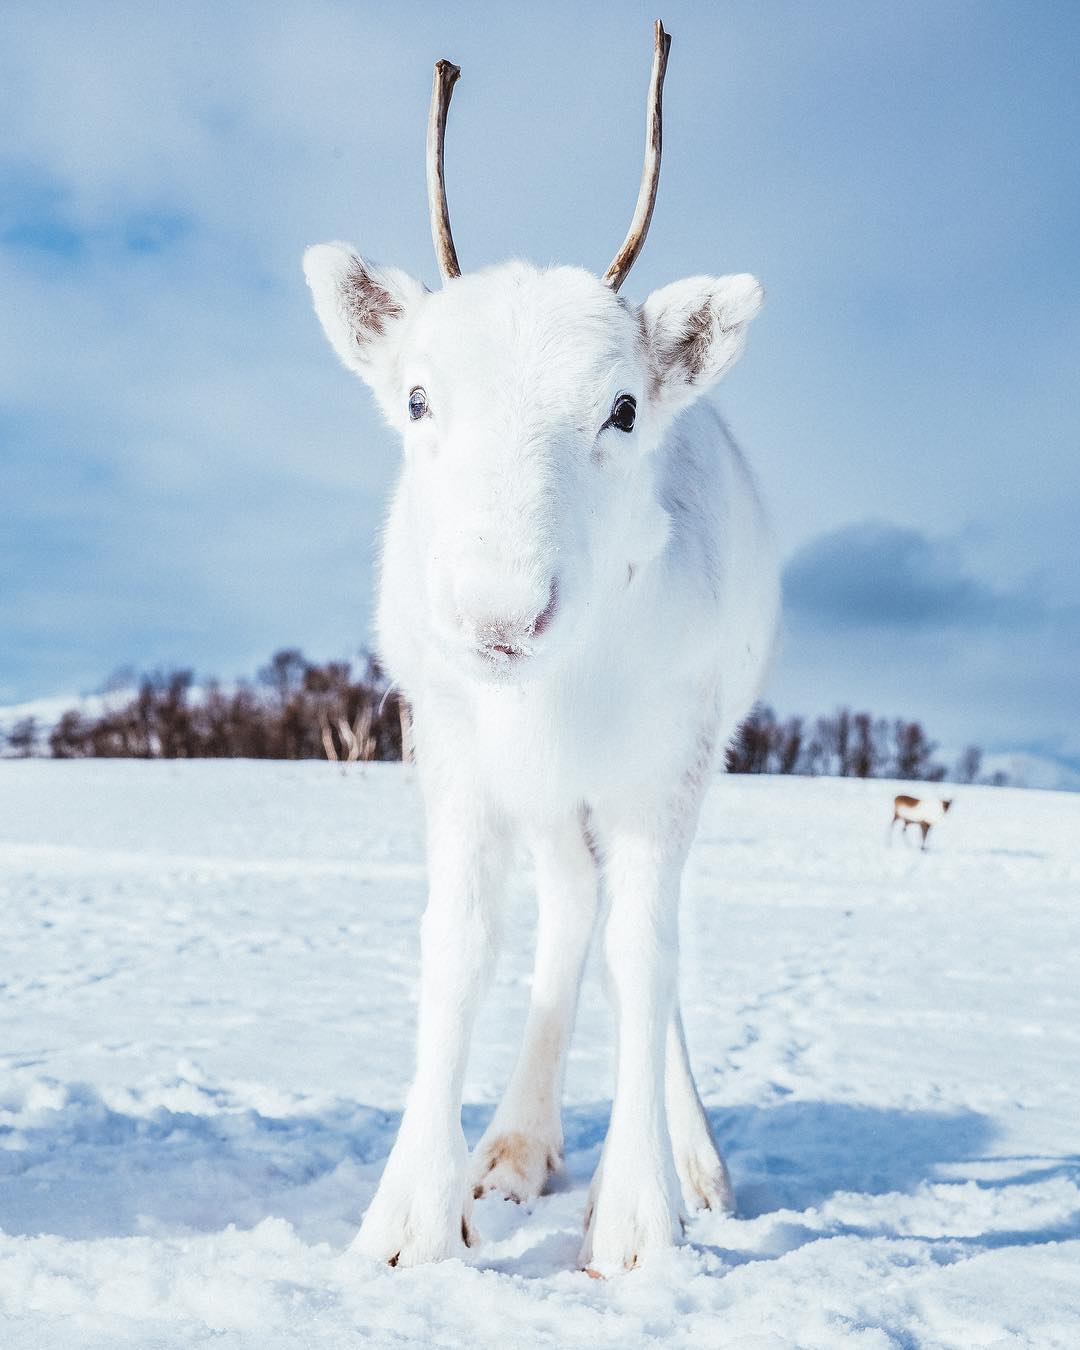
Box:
1;761;1078;1348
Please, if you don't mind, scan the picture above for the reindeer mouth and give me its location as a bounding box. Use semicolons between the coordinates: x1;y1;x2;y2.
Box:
473;642;527;677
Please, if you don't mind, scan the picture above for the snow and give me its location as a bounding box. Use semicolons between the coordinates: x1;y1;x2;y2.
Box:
1;760;1078;1348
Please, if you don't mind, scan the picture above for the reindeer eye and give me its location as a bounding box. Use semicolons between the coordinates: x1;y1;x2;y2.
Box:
408;387;429;421
605;393;636;434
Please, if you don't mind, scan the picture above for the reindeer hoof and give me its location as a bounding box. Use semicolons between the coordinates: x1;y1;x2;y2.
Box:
471;1129;561;1203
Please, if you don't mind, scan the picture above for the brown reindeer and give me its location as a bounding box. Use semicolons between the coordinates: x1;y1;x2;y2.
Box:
892;795;953;850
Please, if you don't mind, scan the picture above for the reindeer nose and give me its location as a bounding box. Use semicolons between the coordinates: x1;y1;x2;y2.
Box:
470;578;558;658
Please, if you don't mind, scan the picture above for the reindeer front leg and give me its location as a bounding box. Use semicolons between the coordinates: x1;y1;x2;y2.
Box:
472;810;599;1202
354;794;509;1267
581;816;686;1274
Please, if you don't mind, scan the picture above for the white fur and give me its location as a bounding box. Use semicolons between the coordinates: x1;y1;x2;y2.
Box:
303;247;779;1273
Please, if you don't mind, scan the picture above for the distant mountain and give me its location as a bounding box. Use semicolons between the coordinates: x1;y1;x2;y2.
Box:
978;750;1080;793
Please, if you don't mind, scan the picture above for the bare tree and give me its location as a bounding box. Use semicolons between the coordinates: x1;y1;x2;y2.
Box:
6;716;38;757
49;710;89;758
892;720;945;781
956;745;982;784
776;716;803;774
849;712;888;778
728;705;950;783
726;703;775;774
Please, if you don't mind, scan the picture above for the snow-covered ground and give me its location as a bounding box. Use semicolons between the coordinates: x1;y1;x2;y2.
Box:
1;761;1078;1348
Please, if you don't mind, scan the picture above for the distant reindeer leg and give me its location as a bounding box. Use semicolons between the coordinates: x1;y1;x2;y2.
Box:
666;1003;734;1213
920;821;931;851
472;809;600;1202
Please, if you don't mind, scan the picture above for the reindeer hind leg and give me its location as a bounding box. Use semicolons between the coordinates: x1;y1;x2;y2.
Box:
666;1004;734;1215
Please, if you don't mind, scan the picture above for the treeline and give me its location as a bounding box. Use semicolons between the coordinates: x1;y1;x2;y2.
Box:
3;650;405;762
726;704;999;785
2;656;997;784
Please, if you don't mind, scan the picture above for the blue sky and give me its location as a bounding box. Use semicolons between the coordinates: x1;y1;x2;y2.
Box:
2;1;1078;767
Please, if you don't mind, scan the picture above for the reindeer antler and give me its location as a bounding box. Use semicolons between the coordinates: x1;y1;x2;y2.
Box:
427;58;462;282
603;20;671;292
428;22;669;288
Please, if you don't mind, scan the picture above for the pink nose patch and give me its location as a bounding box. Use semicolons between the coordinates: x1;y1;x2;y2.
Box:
475;578;559;659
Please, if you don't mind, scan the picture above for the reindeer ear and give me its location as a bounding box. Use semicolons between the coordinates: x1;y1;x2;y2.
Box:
642;273;763;413
303;242;427;403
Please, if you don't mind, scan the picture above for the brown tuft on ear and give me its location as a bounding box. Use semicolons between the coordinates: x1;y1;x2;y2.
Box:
343;257;403;347
679;299;717;385
642;273;763;412
303;243;427;407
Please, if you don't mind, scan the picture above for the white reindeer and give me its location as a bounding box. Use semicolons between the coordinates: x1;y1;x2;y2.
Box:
303;21;778;1274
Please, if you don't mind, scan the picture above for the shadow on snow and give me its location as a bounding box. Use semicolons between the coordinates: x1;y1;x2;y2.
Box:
2;1088;1075;1266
